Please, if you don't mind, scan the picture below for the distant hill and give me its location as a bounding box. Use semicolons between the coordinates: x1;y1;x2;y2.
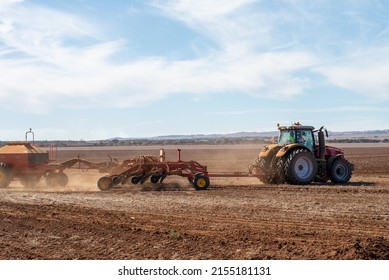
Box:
328;130;389;139
99;129;389;146
152;131;279;140
108;131;279;141
108;129;389;141
2;129;388;147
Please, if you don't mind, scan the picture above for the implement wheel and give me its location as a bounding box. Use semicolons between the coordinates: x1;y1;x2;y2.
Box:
131;176;142;184
46;172;68;187
150;175;161;184
0;164;10;188
193;174;210;190
97;176;114;191
20;175;40;188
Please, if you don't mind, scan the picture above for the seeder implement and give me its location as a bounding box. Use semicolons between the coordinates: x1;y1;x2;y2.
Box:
44;156;119;187
0;129;120;188
96;148;264;191
2;122;353;190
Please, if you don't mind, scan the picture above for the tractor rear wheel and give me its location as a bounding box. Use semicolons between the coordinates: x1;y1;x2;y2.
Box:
329;157;352;183
0;164;10;188
284;149;317;185
193;174;210;190
97;176;114;191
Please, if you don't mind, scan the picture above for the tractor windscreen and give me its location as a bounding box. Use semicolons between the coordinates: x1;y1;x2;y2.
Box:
278;130;295;145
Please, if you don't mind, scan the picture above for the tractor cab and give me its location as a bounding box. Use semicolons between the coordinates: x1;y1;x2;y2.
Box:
277;123;315;151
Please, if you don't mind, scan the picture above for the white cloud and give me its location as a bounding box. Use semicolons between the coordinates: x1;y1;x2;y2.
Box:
151;0;257;22
0;0;317;114
3;0;386;118
145;0;316;97
0;2;98;55
151;0;264;49
0;0;22;7
316;47;389;99
1;0;388;139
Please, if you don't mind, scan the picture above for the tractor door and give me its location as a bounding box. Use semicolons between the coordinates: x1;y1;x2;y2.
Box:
296;130;314;151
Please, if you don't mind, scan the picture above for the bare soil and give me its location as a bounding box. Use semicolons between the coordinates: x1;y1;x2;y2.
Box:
0;145;388;260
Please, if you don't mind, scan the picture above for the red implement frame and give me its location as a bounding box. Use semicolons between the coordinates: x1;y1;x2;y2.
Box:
96;148;264;191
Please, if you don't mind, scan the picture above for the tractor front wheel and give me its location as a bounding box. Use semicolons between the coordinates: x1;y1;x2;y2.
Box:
193;174;210;190
329;157;353;183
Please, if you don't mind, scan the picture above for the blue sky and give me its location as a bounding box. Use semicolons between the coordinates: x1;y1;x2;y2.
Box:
1;0;389;140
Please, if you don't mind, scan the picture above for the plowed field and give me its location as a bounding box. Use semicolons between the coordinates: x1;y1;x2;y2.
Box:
0;144;388;260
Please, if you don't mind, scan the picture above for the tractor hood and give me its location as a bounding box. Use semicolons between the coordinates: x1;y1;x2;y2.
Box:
325;145;344;156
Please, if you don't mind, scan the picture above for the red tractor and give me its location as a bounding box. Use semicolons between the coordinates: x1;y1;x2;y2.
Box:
250;123;353;184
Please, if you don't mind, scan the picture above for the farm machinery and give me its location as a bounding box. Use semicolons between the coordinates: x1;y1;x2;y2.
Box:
96;148;262;191
96;123;353;191
0;141;116;188
0;123;353;190
250;122;353;185
0;141;57;188
0;129;117;188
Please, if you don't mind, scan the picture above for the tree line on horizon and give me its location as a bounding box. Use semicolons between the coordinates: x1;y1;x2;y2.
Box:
2;136;389;147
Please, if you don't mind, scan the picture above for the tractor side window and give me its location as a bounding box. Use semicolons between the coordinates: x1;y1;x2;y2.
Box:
297;130;314;150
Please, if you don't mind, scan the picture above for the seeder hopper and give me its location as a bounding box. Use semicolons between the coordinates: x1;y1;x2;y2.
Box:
0;129;117;188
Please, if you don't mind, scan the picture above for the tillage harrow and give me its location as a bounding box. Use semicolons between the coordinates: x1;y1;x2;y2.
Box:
96;149;261;191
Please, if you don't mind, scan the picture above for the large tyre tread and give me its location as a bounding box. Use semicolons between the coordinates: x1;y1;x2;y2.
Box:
329;157;353;184
283;149;317;185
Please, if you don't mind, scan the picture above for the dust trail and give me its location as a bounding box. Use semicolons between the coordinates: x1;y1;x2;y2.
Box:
62;169;102;192
5;169;102;193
